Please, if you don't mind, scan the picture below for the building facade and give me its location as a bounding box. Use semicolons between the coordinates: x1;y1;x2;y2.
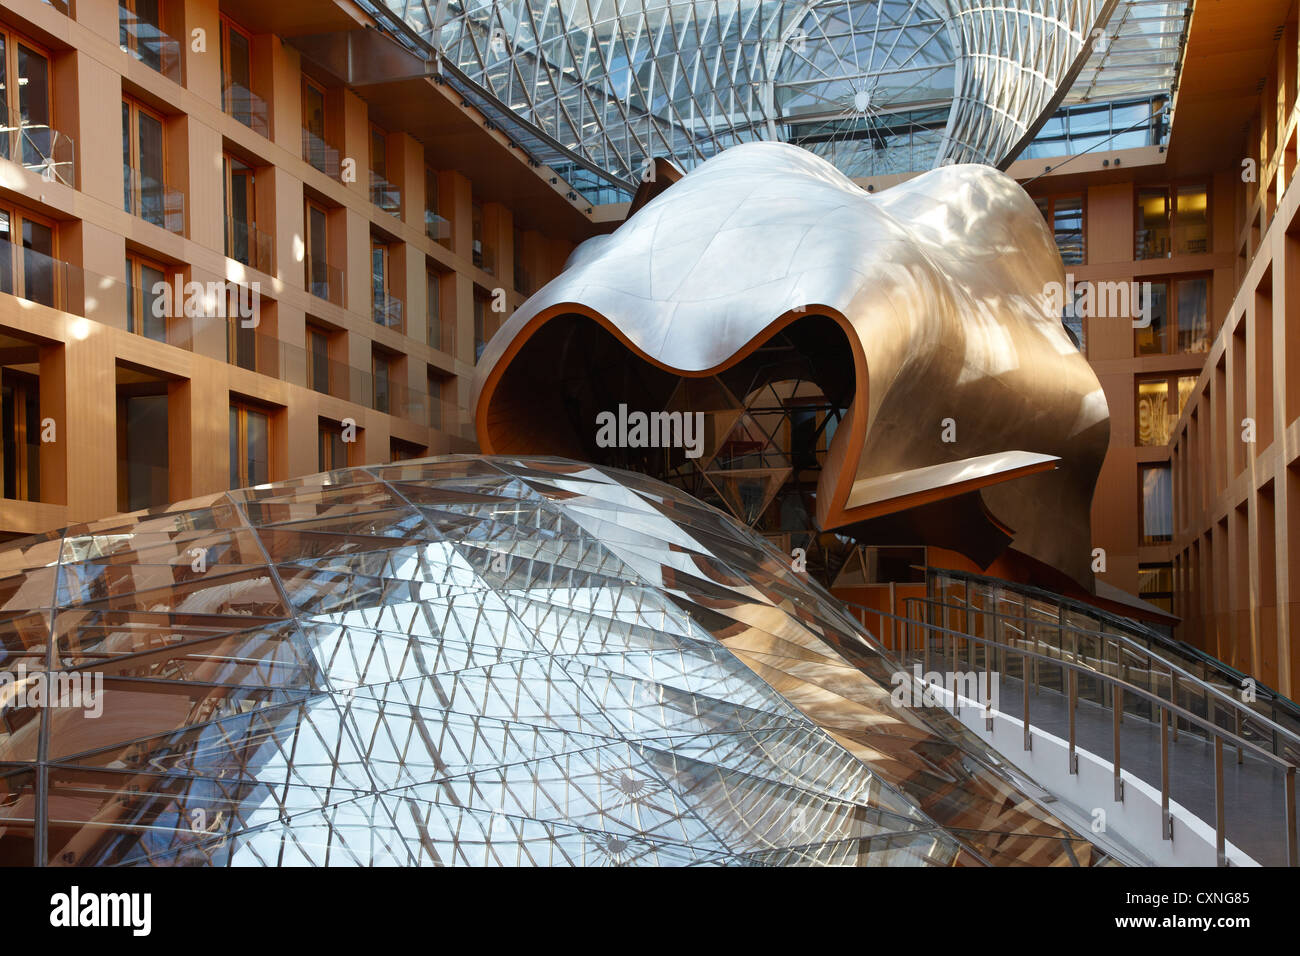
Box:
0;0;588;541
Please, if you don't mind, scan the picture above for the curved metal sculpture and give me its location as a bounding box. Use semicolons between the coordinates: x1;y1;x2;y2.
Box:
473;141;1110;590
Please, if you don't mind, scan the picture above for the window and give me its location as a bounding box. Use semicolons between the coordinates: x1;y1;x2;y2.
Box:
0;207;55;308
427;367;449;430
318;418;348;471
1135;276;1210;355
1136;374;1196;446
229;402;270;488
371;240;401;330
471;199;486;269
474;292;488;361
1138;563;1174;612
1;368;39;501
223;154;257;267
305;200;331;300
372;350;391;415
226;287;258;371
117;390;168;511
301;77;335;174
122;98;179;232
306;324;333;395
119;0;179;80
0;32;55;178
425;167;448;244
219;17;262;133
1034;194;1085;265
427;269;449;351
370;125;398;214
125;255;168;342
1136;184;1209;259
1140;464;1172;544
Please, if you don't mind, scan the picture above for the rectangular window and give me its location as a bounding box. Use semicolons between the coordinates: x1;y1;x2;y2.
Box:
474;293;487;361
318;419;347;471
1136;184;1209;260
1136;188;1171;260
425;167;448;243
1136;374;1197;447
1135;275;1210;356
0;207;56;308
307;325;331;395
226;288;257;371
1033;194;1085;264
372;350;391;415
122;98;173;231
1140;464;1173;544
223;154;261;268
301;77;335;174
1134;281;1169;355
219;17;261;133
0;36;54;174
427;269;445;351
118;392;168;512
1;368;39;501
229;402;270;488
120;0;163;73
305;200;330;299
125;255;168;342
1173;185;1209;255
1138;563;1174;612
1176;276;1209;353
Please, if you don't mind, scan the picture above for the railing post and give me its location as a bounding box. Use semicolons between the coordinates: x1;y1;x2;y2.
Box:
1170;670;1179;743
1214;736;1227;866
1113;687;1124;801
1068;668;1078;774
1161;707;1173;840
1023;652;1032;751
1286;765;1298;867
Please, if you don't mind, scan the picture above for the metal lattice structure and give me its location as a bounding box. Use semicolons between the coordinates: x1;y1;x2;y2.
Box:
0;456;1111;866
369;0;1116;183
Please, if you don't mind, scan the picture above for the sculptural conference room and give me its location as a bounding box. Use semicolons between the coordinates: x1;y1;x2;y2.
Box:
0;0;1293;909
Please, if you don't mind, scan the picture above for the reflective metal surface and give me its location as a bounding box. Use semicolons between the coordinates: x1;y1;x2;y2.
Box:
0;456;1109;865
473;142;1110;590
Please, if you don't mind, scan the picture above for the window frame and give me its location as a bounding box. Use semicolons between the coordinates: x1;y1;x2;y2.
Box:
0;28;55;173
218;15;254;115
1133;272;1212;356
1135;182;1211;260
228;400;271;489
122;96;168;226
0;203;58;308
125;252;171;342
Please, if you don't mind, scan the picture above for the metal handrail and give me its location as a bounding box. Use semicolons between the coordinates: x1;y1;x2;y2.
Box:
930;566;1300;728
910;592;1300;760
846;599;1299;866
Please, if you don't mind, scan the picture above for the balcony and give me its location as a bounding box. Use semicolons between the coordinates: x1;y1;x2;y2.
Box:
372;290;404;332
0;234;80;313
425;210;450;243
302;127;340;177
118;5;182;83
123;165;184;234
370;172;401;217
222;78;269;138
307;255;345;307
0;106;75;188
224;215;273;273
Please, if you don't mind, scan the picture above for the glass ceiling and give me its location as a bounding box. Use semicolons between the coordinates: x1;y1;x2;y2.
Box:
365;0;1115;190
